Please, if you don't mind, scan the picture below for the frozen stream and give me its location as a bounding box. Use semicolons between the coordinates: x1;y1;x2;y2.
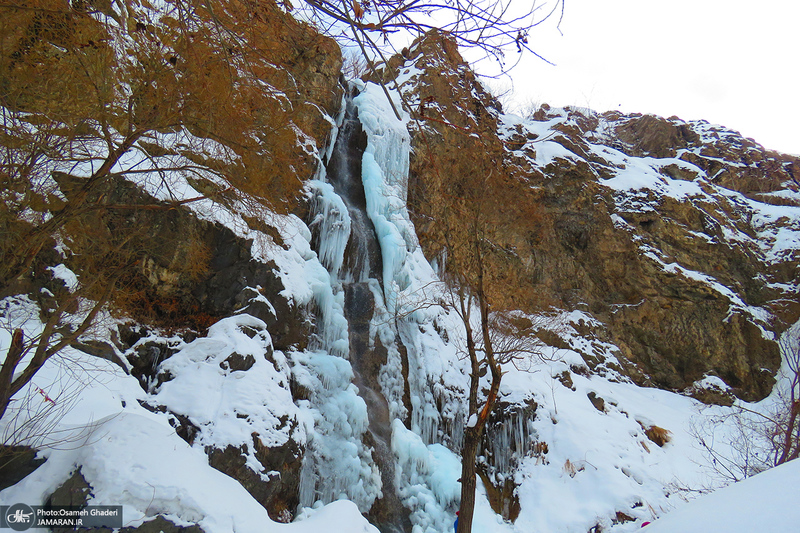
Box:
308;85;411;533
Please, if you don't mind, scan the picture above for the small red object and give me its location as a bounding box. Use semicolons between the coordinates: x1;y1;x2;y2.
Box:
36;387;56;405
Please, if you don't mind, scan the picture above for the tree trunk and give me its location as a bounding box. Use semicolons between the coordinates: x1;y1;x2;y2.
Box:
457;351;502;532
457;424;480;533
0;329;25;422
457;366;502;530
453;202;512;531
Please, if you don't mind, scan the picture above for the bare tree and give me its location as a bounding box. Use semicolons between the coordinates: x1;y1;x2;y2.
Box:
296;0;563;65
771;331;800;465
0;330;108;453
1;0;320;424
342;48;370;79
295;0;563;119
409;124;554;529
0;233;136;421
442;287;550;533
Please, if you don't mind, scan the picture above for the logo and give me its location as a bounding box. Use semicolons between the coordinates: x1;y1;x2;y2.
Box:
4;504;34;531
1;504;122;529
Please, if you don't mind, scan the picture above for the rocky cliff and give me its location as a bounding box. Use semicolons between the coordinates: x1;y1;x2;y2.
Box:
377;31;800;402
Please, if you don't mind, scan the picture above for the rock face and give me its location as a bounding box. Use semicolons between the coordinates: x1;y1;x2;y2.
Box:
520;141;783;400
607;111;800;196
53;173;312;350
380;30;800;401
0;446;46;491
207;438;303;523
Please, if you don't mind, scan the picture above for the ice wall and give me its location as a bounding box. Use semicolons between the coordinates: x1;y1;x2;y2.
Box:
303;78;540;532
353;80;470;444
294;350;382;510
293;97;387;514
352;80;419;316
353;81;472;532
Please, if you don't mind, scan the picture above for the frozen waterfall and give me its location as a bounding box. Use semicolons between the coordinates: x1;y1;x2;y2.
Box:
302;79;526;533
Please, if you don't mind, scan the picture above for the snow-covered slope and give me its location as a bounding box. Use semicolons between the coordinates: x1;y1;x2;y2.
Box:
643;458;800;533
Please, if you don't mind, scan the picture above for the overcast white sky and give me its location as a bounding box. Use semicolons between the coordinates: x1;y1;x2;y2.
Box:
489;0;799;154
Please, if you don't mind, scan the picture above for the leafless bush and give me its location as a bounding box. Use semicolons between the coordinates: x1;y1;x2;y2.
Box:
0;299;118;465
644;425;671;448
342;48;370;80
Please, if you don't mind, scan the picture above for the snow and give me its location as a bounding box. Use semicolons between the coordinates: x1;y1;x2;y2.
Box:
599;155;707;202
271;213;350;359
642;458;800;533
693;375;731;392
3;409;379;533
46;264;79;292
493;349;723;532
499;111;578;167
746;199;800;265
391;420;461;533
292;501;379;533
152;315;299;457
0;307;377;533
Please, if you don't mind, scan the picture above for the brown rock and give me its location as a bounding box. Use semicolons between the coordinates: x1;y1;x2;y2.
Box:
378;31;798;401
207;433;303;523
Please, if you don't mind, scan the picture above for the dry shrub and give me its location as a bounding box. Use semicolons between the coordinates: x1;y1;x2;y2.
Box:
57;199;216;332
750;192;800;208
114;283;219;333
532;440;549;455
182;236;212;283
0;2;118;138
532;441;549;465
644;425;672;447
562;458;577;477
409;137;555;313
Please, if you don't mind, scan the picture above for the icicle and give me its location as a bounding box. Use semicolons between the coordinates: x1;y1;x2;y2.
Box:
482;407;536;475
353;82;416;316
309;180;351;280
304;266;349;359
